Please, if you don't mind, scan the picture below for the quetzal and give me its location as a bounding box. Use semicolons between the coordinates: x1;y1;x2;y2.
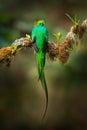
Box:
31;19;48;119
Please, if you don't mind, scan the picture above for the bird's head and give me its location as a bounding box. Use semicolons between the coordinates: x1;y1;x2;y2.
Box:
34;19;45;26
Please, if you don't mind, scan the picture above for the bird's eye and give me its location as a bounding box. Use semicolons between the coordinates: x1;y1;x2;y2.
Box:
39;22;44;26
42;23;44;26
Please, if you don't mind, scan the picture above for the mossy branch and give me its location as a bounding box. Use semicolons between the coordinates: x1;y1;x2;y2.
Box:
47;19;87;64
0;37;32;66
0;19;87;66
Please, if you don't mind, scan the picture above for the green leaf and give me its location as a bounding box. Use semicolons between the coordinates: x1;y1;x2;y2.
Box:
65;13;79;25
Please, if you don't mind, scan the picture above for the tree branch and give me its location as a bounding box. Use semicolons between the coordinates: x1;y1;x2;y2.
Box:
47;19;87;64
0;37;32;66
0;19;87;66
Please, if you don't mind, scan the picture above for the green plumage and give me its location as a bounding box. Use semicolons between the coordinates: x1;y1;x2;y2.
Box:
31;20;48;119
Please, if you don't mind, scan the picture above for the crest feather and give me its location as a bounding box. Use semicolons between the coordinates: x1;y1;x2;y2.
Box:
34;19;45;26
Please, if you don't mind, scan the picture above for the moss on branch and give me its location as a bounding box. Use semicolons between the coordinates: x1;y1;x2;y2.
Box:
0;37;32;66
47;19;87;64
0;19;87;66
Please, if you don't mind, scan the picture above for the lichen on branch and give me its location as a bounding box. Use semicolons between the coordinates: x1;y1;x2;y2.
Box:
0;19;87;66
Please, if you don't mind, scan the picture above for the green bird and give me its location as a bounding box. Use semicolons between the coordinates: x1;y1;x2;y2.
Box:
31;19;48;119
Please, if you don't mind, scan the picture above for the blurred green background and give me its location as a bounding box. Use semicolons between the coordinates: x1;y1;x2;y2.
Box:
0;0;87;130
